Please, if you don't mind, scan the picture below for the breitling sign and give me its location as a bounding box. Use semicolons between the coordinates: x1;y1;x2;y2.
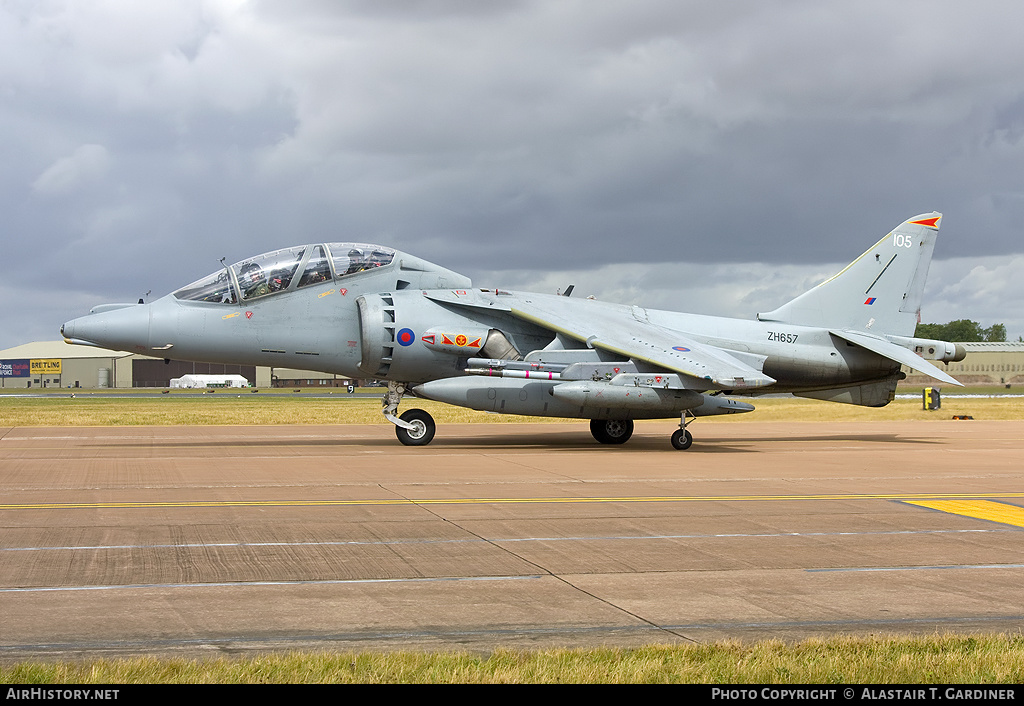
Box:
30;359;62;375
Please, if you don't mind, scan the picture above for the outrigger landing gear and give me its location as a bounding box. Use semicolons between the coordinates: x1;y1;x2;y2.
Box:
382;381;436;446
671;410;694;450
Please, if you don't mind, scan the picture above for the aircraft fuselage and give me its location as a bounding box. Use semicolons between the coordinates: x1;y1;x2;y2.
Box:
61;215;966;447
65;280;903;394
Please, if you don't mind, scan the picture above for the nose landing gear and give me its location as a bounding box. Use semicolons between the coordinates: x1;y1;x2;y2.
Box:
383;381;436;446
395;408;436;446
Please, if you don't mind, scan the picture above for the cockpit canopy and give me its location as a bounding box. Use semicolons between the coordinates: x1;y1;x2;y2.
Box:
173;243;396;304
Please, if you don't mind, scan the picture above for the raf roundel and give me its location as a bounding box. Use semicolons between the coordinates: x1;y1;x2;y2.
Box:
397;328;416;346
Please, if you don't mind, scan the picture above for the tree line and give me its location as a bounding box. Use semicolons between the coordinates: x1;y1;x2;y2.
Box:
915;319;1006;342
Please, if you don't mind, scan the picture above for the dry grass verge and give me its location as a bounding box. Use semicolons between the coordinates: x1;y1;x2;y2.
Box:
3;634;1023;683
0;394;1021;427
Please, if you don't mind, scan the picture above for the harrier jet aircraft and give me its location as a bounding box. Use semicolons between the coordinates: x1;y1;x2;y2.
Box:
62;212;965;449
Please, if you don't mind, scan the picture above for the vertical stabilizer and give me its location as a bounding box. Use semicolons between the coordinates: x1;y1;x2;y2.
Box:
756;212;941;336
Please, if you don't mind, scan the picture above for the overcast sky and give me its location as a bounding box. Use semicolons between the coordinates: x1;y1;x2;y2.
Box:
3;0;1024;351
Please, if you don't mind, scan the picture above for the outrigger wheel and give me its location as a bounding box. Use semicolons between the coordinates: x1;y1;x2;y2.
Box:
395;408;436;446
590;419;634;445
671;410;695;450
671;428;693;450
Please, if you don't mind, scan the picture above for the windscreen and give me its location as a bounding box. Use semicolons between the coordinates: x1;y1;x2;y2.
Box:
328;244;395;277
172;243;396;303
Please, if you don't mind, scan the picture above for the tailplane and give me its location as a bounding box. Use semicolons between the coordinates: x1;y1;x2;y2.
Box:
757;212;941;336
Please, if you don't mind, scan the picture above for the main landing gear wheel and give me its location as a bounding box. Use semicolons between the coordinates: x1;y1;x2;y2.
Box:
671;428;693;450
395;409;436;446
590;419;634;445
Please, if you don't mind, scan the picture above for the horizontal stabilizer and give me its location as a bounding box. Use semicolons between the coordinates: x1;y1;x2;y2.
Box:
830;329;963;386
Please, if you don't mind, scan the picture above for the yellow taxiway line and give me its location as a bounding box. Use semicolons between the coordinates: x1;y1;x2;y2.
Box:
3;492;1024;511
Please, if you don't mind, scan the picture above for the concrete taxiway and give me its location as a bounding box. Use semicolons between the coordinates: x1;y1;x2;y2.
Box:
1;420;1023;661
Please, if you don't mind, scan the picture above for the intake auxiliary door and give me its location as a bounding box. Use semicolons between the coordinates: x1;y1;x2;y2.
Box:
356;294;396;377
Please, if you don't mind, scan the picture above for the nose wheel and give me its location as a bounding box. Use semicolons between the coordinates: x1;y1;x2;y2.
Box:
395;408;436;446
383;381;437;446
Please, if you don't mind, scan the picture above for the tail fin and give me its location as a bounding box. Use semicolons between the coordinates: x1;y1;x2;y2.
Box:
757;212;941;336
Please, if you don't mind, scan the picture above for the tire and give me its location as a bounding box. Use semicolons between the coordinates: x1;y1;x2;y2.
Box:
671;428;693;450
590;418;634;445
395;408;436;446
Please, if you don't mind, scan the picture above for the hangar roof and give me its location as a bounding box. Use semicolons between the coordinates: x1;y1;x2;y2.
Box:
960;342;1024;352
0;341;134;360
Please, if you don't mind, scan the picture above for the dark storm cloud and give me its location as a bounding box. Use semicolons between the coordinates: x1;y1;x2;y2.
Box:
2;1;1023;348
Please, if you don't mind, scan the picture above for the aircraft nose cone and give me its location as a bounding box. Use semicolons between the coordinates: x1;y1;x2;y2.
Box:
61;304;151;351
60;319;80;341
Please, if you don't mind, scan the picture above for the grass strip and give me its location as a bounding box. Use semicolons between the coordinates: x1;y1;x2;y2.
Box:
3;634;1024;683
1;395;1022;427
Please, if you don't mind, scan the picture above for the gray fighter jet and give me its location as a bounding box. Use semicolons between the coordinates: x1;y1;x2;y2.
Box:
62;213;965;449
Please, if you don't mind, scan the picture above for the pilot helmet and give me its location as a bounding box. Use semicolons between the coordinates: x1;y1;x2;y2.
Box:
241;262;265;284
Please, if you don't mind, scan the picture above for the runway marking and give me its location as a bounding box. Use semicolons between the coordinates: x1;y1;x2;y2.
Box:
0;575;544;594
3;491;1024;511
903;499;1024;528
809;563;1024;573
2;528;1020;554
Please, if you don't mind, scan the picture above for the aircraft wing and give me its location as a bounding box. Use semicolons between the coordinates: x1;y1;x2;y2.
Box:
507;298;776;390
830;329;964;386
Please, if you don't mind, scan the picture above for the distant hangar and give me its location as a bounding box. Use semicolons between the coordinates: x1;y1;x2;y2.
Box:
0;341;360;390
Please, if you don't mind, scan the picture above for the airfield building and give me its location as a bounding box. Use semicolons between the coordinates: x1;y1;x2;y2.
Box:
901;341;1024;387
0;341;359;389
